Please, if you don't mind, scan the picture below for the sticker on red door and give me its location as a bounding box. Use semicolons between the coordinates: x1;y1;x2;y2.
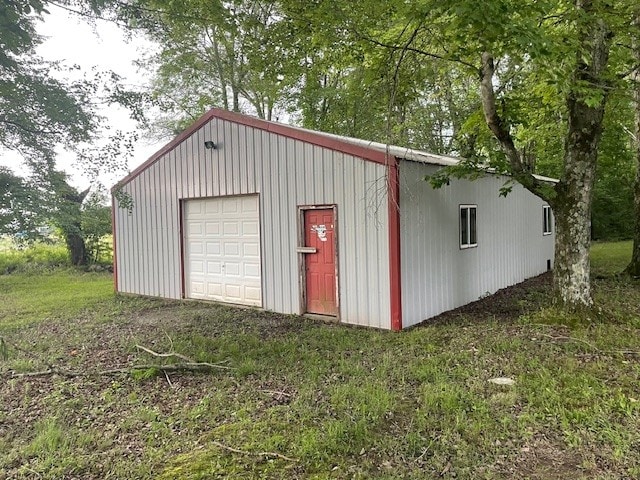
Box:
303;209;337;316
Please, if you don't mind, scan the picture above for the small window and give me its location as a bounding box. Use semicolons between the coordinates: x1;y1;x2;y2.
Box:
543;205;552;235
460;205;477;249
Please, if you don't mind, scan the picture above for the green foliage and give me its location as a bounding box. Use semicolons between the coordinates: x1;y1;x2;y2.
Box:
0;0;96;168
0;167;43;239
81;190;112;264
591;96;636;241
0;268;113;329
24;417;72;458
0;1;149;192
0;241;69;274
113;187;133;213
122;0;298;137
130;367;160;381
0;169;113;266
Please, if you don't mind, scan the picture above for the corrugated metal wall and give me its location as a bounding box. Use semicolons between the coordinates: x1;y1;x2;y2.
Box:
114;118;391;329
399;160;555;328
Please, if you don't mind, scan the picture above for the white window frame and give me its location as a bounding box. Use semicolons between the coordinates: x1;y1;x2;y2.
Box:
543;205;552;235
459;204;478;249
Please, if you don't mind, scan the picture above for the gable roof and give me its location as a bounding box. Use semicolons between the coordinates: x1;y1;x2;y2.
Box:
113;108;557;190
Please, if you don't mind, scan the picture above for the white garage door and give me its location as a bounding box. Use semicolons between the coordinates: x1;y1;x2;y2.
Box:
184;195;262;306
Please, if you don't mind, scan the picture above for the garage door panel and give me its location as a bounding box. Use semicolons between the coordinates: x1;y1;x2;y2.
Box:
244;263;260;278
242;221;259;235
241;197;258;212
190;281;205;295
243;243;259;257
189;241;204;255
244;286;261;303
222;198;239;213
225;284;241;299
205;221;221;235
204;200;220;214
207;261;222;274
190;260;204;273
187;200;203;215
206;241;221;255
206;282;223;297
223;242;240;256
188;222;203;235
185;196;262;307
223;222;239;236
225;262;241;276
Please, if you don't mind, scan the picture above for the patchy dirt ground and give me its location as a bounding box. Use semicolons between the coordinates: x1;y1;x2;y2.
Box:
429;272;553;324
1;271;639;479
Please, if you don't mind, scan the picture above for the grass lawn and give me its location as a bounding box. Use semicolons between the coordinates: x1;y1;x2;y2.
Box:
0;243;639;479
0;270;115;330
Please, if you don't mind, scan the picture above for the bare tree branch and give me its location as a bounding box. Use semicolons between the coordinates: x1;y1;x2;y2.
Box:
479;52;549;199
354;31;479;72
135;344;194;363
479;52;521;166
7;362;232;379
211;440;298;462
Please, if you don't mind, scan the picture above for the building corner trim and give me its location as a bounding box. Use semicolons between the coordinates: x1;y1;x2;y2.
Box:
111;194;118;293
388;159;402;331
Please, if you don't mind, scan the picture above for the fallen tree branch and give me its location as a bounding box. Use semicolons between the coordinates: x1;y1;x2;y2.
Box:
135;344;194;363
163;370;174;388
8;361;232;379
8;369;60;378
211;440;298;462
102;362;232;373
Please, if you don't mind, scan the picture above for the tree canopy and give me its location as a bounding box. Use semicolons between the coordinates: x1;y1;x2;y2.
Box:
0;0;97;171
0;0;148;185
2;0;639;302
0;167;41;239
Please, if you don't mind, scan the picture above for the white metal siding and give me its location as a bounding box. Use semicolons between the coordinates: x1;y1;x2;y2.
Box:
399;160;555;328
114;119;391;329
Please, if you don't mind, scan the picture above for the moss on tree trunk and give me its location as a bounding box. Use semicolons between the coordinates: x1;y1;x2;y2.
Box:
625;14;640;278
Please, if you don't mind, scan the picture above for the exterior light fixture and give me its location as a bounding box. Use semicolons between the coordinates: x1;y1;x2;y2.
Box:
204;141;217;149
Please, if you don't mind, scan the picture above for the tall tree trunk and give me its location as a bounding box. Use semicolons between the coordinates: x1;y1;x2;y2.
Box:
551;14;611;306
54;177;90;266
552;148;599;307
478;7;611;309
210;30;230;111
64;231;87;266
625;14;640;277
627;153;640;277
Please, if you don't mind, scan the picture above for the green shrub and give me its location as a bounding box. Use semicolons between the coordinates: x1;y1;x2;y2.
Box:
0;241;69;274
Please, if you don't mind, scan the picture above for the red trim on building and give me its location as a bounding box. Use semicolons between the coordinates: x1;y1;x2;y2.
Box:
388;160;403;331
178;199;186;299
111;194;118;292
212;109;389;165
112;108;389;191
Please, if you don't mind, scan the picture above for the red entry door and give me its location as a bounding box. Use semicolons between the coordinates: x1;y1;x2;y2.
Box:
304;209;338;316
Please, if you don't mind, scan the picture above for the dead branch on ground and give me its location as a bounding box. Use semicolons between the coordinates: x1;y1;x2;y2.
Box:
2;341;232;380
135;344;195;363
211;440;298;462
7;361;231;379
